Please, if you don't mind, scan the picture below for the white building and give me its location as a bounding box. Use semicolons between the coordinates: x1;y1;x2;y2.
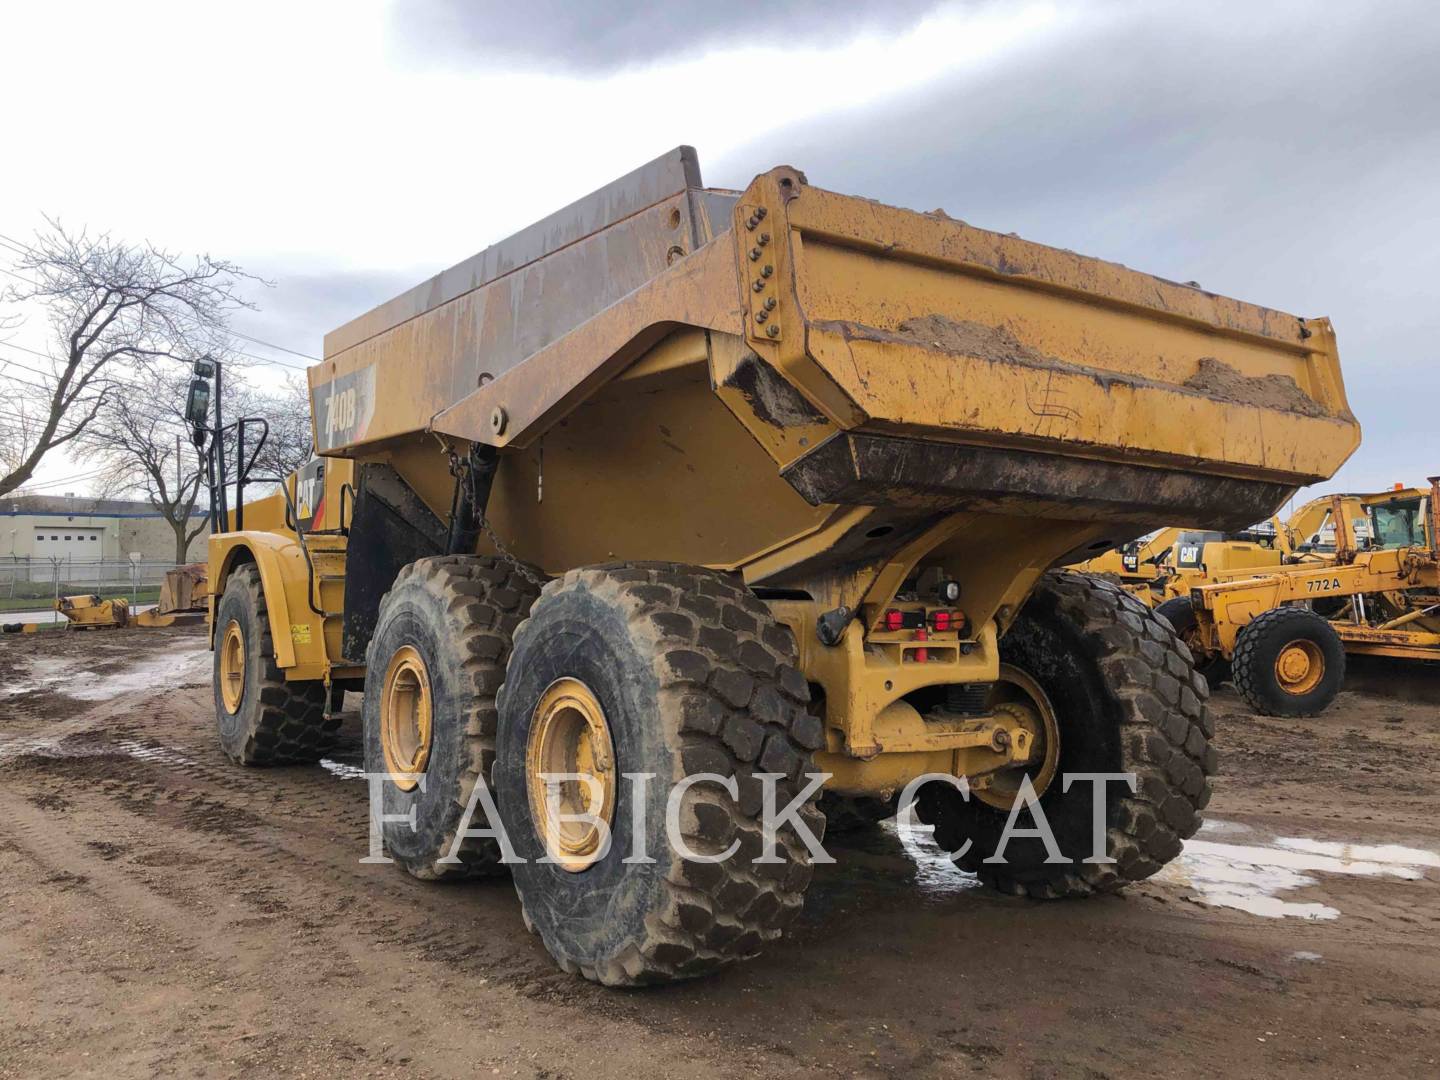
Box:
0;493;209;572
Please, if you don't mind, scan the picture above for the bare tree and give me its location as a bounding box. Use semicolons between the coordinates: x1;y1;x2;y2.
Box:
226;374;315;485
87;369;315;561
88;366;212;563
0;220;257;498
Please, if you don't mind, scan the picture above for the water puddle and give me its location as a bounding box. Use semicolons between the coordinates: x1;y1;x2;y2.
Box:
1;648;209;702
67;649;210;701
1159;819;1439;919
320;758;366;781
0;657;79;700
112;738;198;769
884;807;982;897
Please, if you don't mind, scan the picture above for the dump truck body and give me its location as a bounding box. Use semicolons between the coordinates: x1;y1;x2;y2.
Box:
207;148;1359;986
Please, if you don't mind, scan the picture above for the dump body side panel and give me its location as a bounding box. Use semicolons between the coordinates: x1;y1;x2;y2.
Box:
311;147;734;455
436;167;1357;541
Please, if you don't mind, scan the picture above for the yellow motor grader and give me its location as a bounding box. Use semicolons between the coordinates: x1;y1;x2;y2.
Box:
1179;481;1439;716
202;148;1358;985
1079;494;1371;688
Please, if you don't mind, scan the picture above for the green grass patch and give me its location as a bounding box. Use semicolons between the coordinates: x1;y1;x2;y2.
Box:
0;587;161;613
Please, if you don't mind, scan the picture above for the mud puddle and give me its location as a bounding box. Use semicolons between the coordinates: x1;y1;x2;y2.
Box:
1;647;209;702
1159;818;1439;918
319;757;366;780
884;807;982;897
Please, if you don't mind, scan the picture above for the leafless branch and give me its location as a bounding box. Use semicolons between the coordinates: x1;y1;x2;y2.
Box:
0;220;261;498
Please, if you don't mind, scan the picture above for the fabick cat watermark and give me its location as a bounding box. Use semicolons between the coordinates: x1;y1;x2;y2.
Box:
360;770;1138;867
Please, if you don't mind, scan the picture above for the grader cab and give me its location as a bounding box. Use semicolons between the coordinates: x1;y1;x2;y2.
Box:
206;148;1359;985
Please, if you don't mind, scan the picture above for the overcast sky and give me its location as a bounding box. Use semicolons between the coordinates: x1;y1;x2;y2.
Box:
2;0;1435;505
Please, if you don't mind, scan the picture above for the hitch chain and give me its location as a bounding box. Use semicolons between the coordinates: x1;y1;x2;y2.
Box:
478;513;547;591
442;439;546;591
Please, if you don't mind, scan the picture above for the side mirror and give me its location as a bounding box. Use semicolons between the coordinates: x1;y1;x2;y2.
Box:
185;378;211;426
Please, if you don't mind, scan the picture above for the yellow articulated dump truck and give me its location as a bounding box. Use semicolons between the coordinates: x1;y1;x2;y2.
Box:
206;147;1358;985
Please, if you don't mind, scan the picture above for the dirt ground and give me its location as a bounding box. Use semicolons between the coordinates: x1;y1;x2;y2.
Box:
1;626;1437;1079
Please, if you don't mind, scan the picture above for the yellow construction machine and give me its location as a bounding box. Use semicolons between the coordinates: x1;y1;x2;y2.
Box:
1074;527;1182;587
1178;480;1439;716
1078;524;1284;602
134;563;211;627
56;593;130;629
201;148;1358;985
1117;491;1409;685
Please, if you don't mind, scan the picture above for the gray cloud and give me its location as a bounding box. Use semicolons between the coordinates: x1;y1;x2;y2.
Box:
710;0;1440;492
391;0;947;73
230;266;419;369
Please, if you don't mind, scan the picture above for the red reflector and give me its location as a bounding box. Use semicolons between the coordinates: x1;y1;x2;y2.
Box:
885;609;903;631
933;610;951;632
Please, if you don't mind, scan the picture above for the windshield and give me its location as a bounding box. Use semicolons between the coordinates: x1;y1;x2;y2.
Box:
1368;498;1426;549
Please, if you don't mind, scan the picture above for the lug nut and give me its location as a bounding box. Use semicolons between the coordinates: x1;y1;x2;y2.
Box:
767;324;780;338
764;297;777;311
761;264;773;277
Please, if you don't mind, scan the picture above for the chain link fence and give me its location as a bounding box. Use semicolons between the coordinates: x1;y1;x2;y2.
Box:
0;557;189;624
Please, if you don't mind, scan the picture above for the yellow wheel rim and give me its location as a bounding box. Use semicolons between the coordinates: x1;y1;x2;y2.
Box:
526;677;616;873
380;645;433;791
1274;639;1324;696
219;620;246;714
976;664;1062;811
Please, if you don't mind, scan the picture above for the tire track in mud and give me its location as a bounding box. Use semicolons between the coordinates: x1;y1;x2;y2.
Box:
0;676;799;1076
7;629;1440;1078
2;679;979;1071
0;772;776;1079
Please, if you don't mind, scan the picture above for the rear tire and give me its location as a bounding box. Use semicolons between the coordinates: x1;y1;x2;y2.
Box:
362;555;542;880
494;563;825;986
1155;596;1231;688
1232;606;1345;717
914;571;1214;898
213;564;334;765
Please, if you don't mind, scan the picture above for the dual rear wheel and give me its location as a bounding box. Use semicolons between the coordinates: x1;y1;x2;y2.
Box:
365;557;824;985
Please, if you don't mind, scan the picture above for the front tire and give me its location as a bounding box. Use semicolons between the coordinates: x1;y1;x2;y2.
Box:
213;564;334;765
494;563;825;986
915;571;1215;898
1232;606;1345;717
